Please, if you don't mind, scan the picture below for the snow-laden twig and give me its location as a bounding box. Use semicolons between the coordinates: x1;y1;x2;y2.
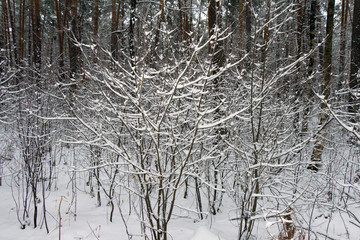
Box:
314;91;360;141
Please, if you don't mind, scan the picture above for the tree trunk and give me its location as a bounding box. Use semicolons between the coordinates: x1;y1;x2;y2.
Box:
111;0;121;61
69;0;79;79
1;0;12;65
238;0;244;55
129;0;136;68
208;0;225;71
349;0;360;117
19;0;25;61
296;0;303;59
32;0;41;79
153;0;165;51
184;0;190;42
208;0;216;52
338;0;349;90
245;0;251;54
301;0;317;134
54;0;66;80
7;0;18;65
178;0;183;42
307;0;317;97
93;0;99;39
309;0;335;170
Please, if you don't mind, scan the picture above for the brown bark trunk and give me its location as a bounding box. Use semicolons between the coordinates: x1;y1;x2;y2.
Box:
153;0;165;49
54;0;66;80
178;0;183;41
238;0;244;55
120;0;125;47
338;0;349;90
184;0;190;42
69;0;79;78
309;0;335;169
7;0;18;64
301;0;317;134
93;0;99;39
1;0;12;65
307;0;316;95
296;0;303;59
92;0;100;63
129;0;136;68
208;0;225;73
245;0;251;53
349;0;360;115
19;0;25;61
208;0;216;52
263;0;271;62
111;0;121;61
32;0;42;78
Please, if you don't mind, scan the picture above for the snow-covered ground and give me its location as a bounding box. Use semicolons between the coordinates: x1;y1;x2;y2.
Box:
2;169;358;240
0;170;239;240
1;131;359;240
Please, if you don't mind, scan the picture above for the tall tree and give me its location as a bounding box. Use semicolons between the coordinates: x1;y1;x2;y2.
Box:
153;0;165;48
245;0;251;53
69;0;80;79
19;0;25;61
301;0;317;134
7;0;18;65
238;0;244;55
338;0;349;89
32;0;42;78
129;0;136;68
93;0;99;40
111;0;121;61
309;0;335;170
208;0;224;70
296;0;303;60
1;0;12;66
207;0;226;217
349;0;360;117
54;0;67;80
306;0;317;99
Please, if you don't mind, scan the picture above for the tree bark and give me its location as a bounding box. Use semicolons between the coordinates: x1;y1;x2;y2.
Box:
54;0;66;80
178;0;183;41
338;0;349;90
19;0;25;61
208;0;216;50
153;0;165;49
69;0;79;79
296;0;303;59
111;0;121;61
32;0;41;79
309;0;335;170
208;0;224;70
349;0;360;116
238;0;244;55
93;0;99;40
7;0;18;65
129;0;136;68
301;0;317;134
1;0;12;66
307;0;317;97
245;0;251;54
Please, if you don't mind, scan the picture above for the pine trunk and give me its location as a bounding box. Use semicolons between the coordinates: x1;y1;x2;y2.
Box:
309;0;335;170
349;0;360;117
69;0;79;79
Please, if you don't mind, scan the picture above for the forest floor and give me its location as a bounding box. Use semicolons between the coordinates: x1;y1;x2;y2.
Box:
1;166;358;240
0;168;240;240
0;141;359;239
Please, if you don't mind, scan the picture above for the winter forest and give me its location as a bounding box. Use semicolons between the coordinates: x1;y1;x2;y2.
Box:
0;0;359;239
